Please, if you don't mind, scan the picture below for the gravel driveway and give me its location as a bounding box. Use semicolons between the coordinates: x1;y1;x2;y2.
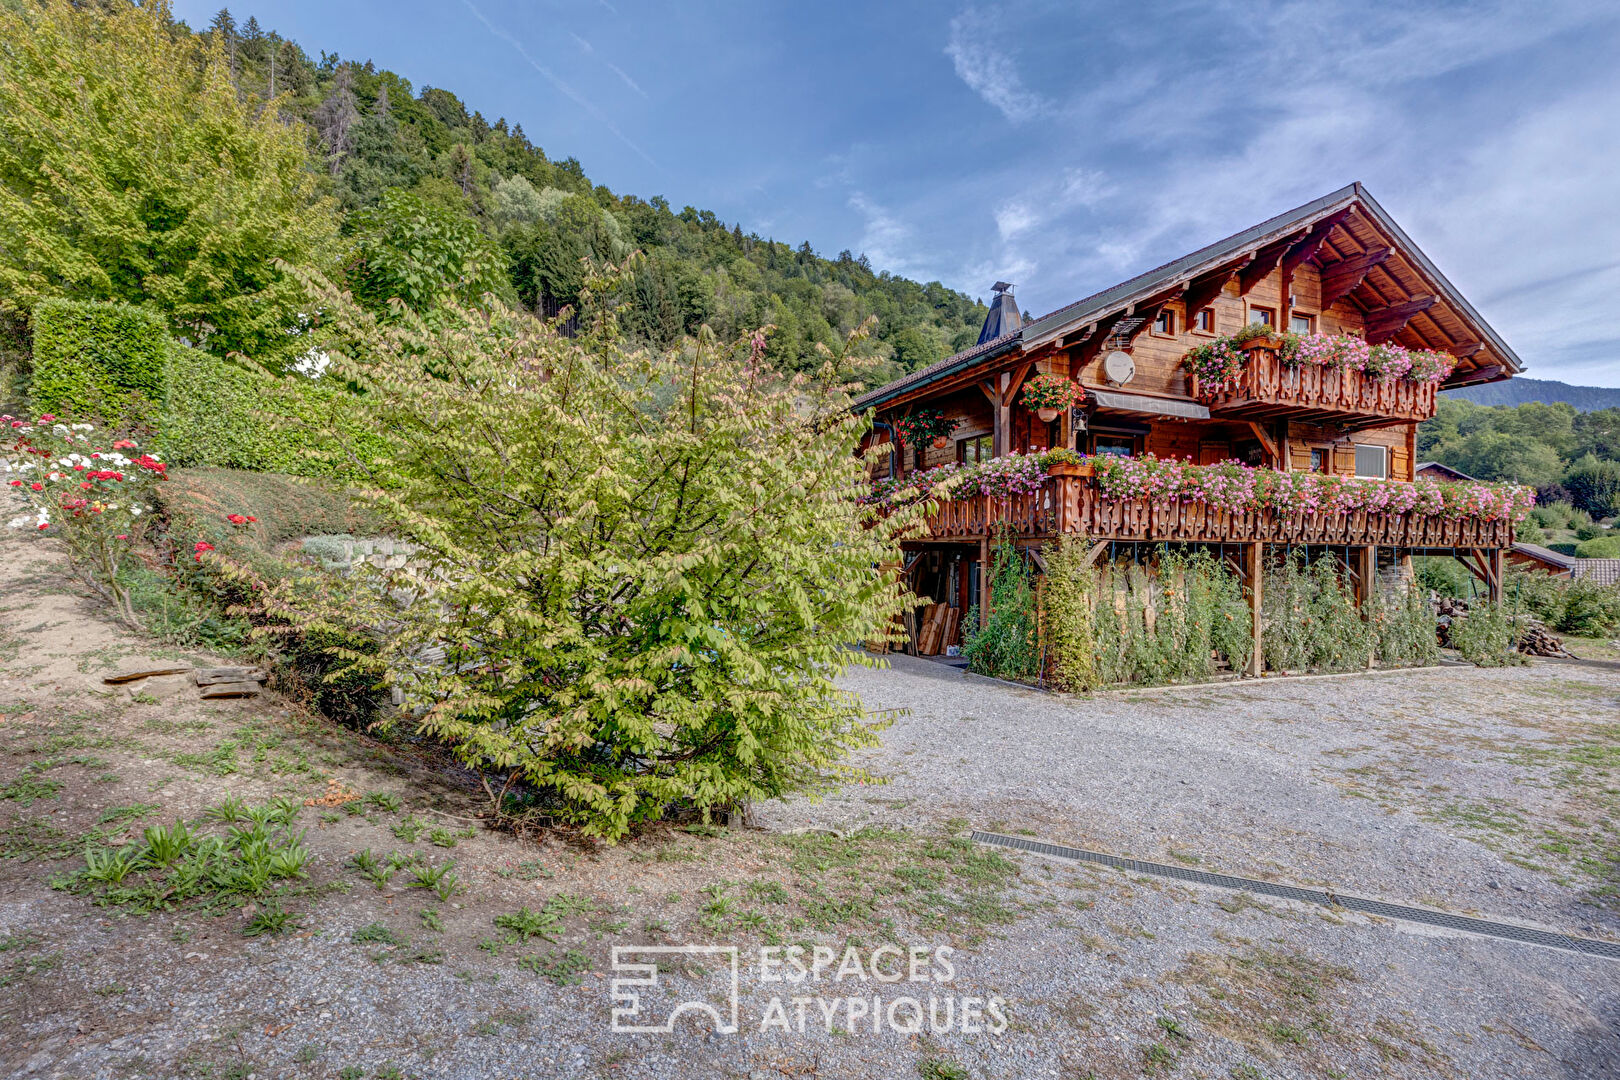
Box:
3;500;1619;1080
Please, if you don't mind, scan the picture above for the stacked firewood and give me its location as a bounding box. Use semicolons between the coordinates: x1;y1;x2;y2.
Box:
1430;594;1572;657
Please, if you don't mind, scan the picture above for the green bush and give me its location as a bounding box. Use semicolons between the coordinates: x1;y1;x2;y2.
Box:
1565;457;1620;520
1263;550;1373;673
30;298;167;419
1045;545;1250;690
1369;585;1439;667
1575;535;1620;558
1508;569;1620;637
1414;556;1473;598
963;532;1041;683
1449;601;1525;666
156;346;388;480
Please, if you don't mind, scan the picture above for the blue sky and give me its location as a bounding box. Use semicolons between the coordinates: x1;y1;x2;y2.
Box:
174;1;1620;385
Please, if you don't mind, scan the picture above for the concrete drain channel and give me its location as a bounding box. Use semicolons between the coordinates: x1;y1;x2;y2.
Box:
972;831;1620;961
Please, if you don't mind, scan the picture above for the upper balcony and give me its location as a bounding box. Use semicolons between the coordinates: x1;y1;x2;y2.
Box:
1190;338;1440;430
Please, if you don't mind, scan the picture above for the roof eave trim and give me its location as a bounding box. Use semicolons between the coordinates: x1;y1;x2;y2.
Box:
852;336;1022;413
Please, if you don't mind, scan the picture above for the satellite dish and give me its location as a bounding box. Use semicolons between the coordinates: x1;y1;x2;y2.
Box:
1102;350;1136;386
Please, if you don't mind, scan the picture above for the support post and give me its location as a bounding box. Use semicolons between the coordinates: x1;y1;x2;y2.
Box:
1487;547;1504;604
1355;546;1376;607
979;534;991;630
1245;542;1263;676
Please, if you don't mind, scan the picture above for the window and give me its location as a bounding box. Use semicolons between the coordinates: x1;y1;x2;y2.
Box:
1092;434;1135;457
1152;309;1175;335
957;434;992;464
1290;313;1315;335
1309;447;1329;474
1248;307;1274;326
1196;308;1215;332
1353;444;1388;478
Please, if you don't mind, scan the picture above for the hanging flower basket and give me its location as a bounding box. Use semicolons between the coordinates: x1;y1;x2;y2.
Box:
1020;373;1086;422
893;408;955;450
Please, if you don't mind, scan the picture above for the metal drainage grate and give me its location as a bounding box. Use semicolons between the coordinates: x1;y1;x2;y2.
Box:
972;831;1620;962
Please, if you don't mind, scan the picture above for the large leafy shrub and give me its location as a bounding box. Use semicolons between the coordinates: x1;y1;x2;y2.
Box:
0;0;340;360
1564;457;1620;520
249;270;915;840
1449;601;1525;666
1508;569;1620;638
1041;535;1098;692
344;190;511;315
30;299;167;419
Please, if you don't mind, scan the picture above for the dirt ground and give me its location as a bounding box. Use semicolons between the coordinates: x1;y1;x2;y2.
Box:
2;510;1619;1080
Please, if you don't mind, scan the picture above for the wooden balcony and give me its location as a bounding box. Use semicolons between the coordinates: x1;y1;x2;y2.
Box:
1192;342;1438;429
920;473;1512;549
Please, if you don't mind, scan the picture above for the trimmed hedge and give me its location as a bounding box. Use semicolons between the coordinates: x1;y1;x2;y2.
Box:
31;298;168;418
156;345;389;480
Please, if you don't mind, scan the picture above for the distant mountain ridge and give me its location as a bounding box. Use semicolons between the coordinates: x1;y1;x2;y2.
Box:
1443;377;1620;412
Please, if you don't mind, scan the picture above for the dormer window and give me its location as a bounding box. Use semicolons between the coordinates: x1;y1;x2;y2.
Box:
1152;309;1175;335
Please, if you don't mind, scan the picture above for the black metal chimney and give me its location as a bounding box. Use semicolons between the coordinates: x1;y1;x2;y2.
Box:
976;282;1021;345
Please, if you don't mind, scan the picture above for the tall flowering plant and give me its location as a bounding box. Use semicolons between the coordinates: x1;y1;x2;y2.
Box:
3;414;166;628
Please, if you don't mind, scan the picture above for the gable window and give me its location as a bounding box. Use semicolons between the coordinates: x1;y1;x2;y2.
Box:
1195;308;1215;332
1290;313;1315;334
957;433;993;464
1353;444;1388;478
1152;309;1175;335
1248;306;1274;326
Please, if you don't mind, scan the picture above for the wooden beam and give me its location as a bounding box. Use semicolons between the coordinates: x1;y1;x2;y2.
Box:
1364;295;1437;344
1443;362;1504;389
1319;248;1390;308
1238;235;1302;296
1445;342;1484;359
1083;541;1109;569
1000;361;1035;407
1247;421;1279;467
1066;308;1133;378
1282;214;1347;278
1183;257;1252;322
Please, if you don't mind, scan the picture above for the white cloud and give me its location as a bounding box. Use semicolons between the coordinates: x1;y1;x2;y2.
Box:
944;7;1048;123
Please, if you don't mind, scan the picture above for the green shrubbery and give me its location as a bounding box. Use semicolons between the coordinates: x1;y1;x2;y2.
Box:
229;269;916;841
1508;570;1620;637
30;299;167;419
1035;542;1252;691
1262;551;1373;673
961;533;1042;682
156;346;388;480
1449;601;1525;666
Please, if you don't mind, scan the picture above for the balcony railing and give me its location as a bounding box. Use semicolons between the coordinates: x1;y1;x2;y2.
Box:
1191;343;1438;427
921;473;1512;549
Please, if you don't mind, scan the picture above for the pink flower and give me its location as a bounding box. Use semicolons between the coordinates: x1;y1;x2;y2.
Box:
37;414;55;423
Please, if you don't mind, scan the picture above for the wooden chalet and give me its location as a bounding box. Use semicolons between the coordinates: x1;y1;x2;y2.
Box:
856;183;1523;669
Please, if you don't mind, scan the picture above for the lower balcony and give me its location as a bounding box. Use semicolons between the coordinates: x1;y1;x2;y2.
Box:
920;472;1514;549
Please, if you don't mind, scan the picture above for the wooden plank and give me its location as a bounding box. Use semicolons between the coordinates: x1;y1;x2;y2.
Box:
1246;421;1279;467
199;681;262;700
103;666;192;685
195;667;268;686
1246;542;1264;676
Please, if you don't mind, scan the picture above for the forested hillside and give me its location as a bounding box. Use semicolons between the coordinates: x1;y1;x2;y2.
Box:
207;9;985;380
1444;377;1620;412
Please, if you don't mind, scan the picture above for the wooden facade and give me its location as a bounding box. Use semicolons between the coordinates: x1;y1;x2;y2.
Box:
856;184;1523;664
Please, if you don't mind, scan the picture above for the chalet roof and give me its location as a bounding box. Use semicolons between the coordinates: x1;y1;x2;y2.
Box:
855;182;1523;413
1510;543;1620;587
1512;542;1576;570
1415;461;1478;482
1574;560;1620;587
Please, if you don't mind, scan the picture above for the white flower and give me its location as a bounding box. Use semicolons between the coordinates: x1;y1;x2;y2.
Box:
52;424;69;437
71;423;93;432
130;505;142;516
6;516;26;529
